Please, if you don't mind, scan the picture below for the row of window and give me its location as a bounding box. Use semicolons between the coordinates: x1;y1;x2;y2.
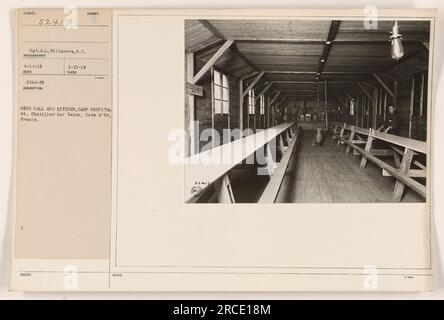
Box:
213;70;265;115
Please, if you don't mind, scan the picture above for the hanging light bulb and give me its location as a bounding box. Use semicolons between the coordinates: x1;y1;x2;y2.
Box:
389;21;404;60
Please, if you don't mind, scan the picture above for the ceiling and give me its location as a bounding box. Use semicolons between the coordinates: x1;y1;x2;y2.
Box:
185;19;430;102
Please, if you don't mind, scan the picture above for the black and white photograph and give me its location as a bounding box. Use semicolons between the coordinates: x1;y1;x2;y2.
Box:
184;18;431;204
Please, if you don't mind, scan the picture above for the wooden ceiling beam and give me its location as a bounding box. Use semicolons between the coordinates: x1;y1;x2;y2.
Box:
265;71;370;75
272;81;355;84
234;39;424;45
311;21;341;94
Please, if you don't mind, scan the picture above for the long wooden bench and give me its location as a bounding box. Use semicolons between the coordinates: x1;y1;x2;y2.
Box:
185;122;299;203
258;126;302;203
331;122;427;201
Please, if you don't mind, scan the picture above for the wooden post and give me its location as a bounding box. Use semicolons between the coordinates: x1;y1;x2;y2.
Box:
419;73;425;119
393;80;398;108
378;88;382;116
186;53;196;155
383;91;387;121
409;77;415;138
366;95;370;128
210;66;215;148
372;88;377;129
361;95;365;127
325;80;328;128
239;78;244;134
355;95;359;126
270;99;274;127
393;148;414;201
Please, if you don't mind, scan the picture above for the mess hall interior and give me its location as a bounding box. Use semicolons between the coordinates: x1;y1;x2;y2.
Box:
184;19;430;203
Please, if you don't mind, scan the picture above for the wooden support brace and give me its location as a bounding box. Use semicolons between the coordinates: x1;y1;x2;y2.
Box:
357;82;374;101
192;40;234;84
243;71;265;97
368;149;395;156
255;82;273;101
383;168;426;178
372;73;394;98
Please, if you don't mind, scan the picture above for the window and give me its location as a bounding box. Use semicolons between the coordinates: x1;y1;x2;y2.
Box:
213;70;229;114
259;94;265;115
248;89;255;114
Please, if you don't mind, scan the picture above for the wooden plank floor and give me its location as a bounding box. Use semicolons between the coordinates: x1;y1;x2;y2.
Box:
276;130;425;203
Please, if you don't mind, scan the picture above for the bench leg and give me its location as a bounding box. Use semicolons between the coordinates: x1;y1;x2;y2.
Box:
360;136;373;168
393;148;414;202
346;130;355;154
214;173;236;203
393;152;401;168
337;127;345;145
266;142;277;176
285;130;291;144
278;135;286;157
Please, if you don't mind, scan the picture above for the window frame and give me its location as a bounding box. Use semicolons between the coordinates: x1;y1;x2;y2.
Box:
248;89;255;115
259;94;265;115
213;69;229;115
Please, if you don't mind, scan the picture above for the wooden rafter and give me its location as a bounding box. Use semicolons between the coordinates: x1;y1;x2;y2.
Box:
269;90;281;105
356;82;374;102
255;82;273;101
372;73;394;98
313;20;341;94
